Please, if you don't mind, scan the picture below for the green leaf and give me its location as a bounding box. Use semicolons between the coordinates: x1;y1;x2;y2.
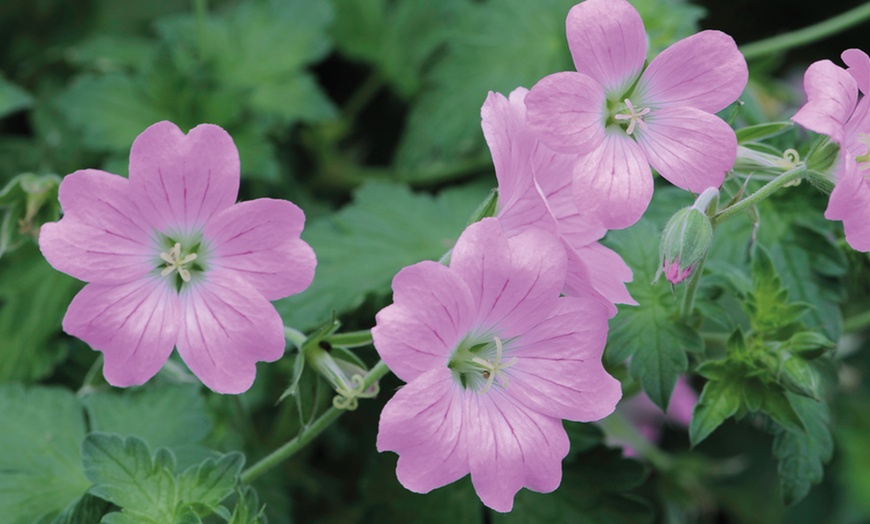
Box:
248;74;337;123
736;122;794;143
54;73;172;152
82;383;213;469
605;219;700;409
496;447;652;524
0;75;33;118
772;394;832;505
275;180;488;330
83;434;179;522
762;389;805;434
746;245;810;334
0;252;81;383
51;493;112;524
689;379;741;446
177;453;244;515
332;0;464;97
228;486;267;524
0;385;90;524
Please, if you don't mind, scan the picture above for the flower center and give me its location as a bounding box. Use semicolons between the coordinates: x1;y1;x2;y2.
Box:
160;242;199;283
448;336;518;393
613;98;650;135
856;134;870;165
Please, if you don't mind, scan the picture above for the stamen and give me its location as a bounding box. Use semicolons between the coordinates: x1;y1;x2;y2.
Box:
160;242;198;282
470;337;518;394
613;98;651;135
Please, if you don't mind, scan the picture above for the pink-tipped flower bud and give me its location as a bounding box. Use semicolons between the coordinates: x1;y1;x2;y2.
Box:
658;188;716;284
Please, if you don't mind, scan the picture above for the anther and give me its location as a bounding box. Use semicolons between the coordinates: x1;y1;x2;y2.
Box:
160;242;198;282
613;98;650;135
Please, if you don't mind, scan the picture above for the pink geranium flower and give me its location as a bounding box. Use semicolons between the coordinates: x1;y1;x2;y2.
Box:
373;218;621;512
39;121;316;394
525;0;747;229
792;49;870;251
482;87;636;312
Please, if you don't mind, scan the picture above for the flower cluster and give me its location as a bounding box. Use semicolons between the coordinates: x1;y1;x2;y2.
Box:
39;122;316;394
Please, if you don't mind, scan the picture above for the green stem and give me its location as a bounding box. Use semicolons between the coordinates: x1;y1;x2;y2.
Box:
740;2;870;60
240;360;391;484
597;412;673;471
77;355;105;397
283;327;307;350
844;309;870;333
192;0;209;54
343;72;384;123
325;330;374;348
712;166;806;225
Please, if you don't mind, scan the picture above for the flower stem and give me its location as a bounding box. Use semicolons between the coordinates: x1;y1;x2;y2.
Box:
712;166;806;225
240;359;391;484
192;0;209;54
740;2;870;60
598;412;673;471
283;327;307;350
844;309;870;333
325;330;374;348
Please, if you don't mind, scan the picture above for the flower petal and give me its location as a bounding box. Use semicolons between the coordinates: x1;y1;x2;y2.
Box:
565;0;646;95
377;368;470;493
465;390;569;512
843;48;870;95
130;122;240;235
792;59;858;144
450;219;566;338
506;297;621;422
176;269;284;394
634;106;735;192
525;72;607;155
63;278;179;387
574;242;637;306
826;156;870;252
39;170;156;284
635;31;747;113
205;198;316;301
572;131;653;230
373;261;475;382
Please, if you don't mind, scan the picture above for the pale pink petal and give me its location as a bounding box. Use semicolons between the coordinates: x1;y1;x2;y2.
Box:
666;375;697;426
62;277;179;387
560;245;616;317
634;106;735;192
483;89;558;235
377;368;470;493
572;132;652;230
843;48;870;95
792;60;858;144
574;242;637;306
826;156;870;252
176;269;284;394
450;219;566;338
537;167;606;248
373;261;475;382
845;97;870;156
130;122;240;235
205;198;316;301
39;170;156;284
466;391;569;512
565;0;646;95
525;72;607;155
635;31;747;113
505;297;621;422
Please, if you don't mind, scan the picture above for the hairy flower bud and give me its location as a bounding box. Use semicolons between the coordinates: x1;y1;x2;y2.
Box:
658;189;716;284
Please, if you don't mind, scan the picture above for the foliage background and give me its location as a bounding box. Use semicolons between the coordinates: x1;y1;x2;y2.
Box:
2;0;870;523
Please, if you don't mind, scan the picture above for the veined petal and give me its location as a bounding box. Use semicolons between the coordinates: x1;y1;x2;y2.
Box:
537;166;606;247
572;132;653;230
635;31;747;113
450;219;566;338
130;122;240;235
826;156;870;252
39;170;155;284
377;368;470;493
205;198;316;300
559;244;615;317
565;0;646;96
792;60;858;144
634;106;734;192
506;297;621;422
63;277;179;387
525;72;607;154
574;242;637;306
843;48;870;95
177;269;284;394
465;390;569;512
373;261;475;382
483;89;558;235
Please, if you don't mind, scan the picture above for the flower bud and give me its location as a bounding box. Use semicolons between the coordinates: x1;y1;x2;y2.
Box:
805;137;840;183
658;190;715;285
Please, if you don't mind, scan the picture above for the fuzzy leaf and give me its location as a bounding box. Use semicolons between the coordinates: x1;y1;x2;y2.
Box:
177;453;244;515
772;394;832;505
0;75;33;118
690;379;741;446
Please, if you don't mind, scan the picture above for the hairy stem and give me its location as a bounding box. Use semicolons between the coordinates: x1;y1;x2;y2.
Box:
712;167;806;225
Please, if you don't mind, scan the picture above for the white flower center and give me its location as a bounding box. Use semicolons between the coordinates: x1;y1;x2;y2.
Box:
449;336;518;393
613;98;650;135
160;242;198;282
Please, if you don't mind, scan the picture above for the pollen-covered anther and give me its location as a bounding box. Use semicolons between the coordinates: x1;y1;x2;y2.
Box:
160;242;198;282
613;98;651;135
471;337;518;393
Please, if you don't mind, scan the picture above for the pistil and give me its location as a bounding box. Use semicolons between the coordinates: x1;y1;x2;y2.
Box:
160;242;198;282
613;98;650;135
